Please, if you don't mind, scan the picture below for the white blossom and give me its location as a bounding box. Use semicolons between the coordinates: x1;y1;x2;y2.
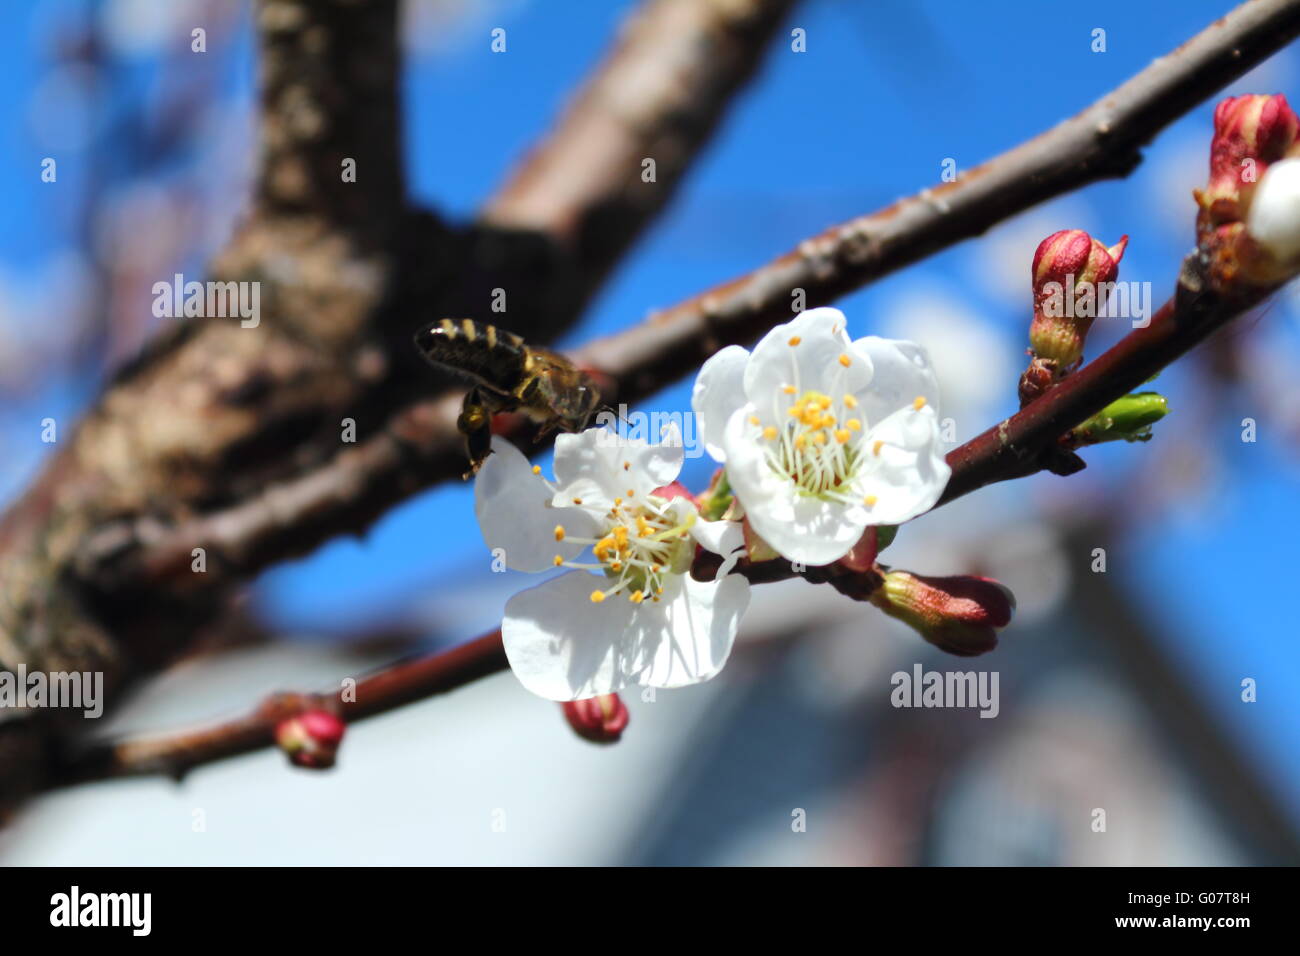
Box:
475;429;749;700
691;307;950;566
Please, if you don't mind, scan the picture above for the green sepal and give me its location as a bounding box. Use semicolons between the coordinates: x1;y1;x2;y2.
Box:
874;524;898;552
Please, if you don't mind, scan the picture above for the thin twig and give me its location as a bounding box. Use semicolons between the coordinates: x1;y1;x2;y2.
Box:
939;254;1275;505
51;631;508;786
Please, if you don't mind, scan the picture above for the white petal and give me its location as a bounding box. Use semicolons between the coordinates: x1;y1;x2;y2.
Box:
852;405;951;526
475;439;598;572
691;345;750;463
632;573;749;690
691;516;746;576
501;570;750;699
743;308;872;416
752;493;868;566
1247;157;1300;261
690;515;744;557
850;336;942;426
551;426;683;508
720;406;865;565
502;571;637;700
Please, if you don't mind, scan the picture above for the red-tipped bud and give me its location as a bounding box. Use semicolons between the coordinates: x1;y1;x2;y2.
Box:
1196;95;1300;288
274;710;346;769
1199;94;1300;224
1030;230;1128;362
562;693;629;744
870;571;1015;657
1021;230;1127;402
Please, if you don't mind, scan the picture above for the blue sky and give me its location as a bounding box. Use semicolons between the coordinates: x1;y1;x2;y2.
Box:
1;0;1297;818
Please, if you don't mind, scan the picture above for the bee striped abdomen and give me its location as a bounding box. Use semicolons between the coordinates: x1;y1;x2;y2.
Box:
413;318;527;392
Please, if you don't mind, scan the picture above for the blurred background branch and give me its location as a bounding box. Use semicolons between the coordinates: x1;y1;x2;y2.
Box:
47;628;507;787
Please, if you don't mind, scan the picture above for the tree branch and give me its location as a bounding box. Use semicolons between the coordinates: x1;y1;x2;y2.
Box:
49;631;508;787
45;543;851;789
939;255;1275;505
481;0;799;325
0;0;409;808
254;0;404;231
577;0;1300;384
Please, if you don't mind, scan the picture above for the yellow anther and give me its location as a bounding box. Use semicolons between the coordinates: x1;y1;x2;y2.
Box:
913;395;927;410
553;525;565;541
834;429;850;444
531;465;542;475
846;418;861;431
553;555;563;566
590;590;606;603
817;395;833;410
839;353;852;367
762;425;778;440
782;384;797;394
863;494;878;506
614;497;622;507
627;489;635;497
611;562;622;572
795;434;807;450
819;414;837;429
843;394;858;408
630;590;645;604
656;587;664;595
788;336;802;346
873;440;884;456
749;415;761;426
572;497;583;505
651;564;661;573
812;430;827;446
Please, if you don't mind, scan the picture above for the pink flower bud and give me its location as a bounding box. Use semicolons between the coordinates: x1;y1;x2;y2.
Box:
1199;94;1300;224
562;693;629;744
1020;230;1127;402
274;709;346;769
1192;94;1300;290
870;571;1015;657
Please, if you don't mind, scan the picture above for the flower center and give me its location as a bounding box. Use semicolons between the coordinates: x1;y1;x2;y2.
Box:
555;494;697;604
757;389;863;499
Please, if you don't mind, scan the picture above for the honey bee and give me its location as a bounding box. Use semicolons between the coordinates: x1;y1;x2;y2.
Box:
414;318;602;477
